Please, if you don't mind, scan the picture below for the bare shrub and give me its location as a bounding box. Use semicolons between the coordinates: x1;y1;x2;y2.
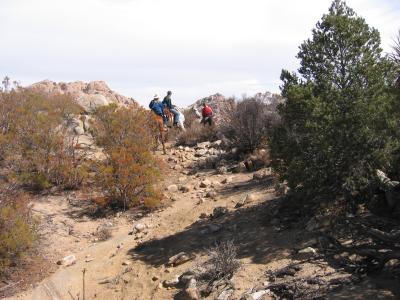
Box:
196;240;241;296
0;186;37;274
176;121;218;146
95;226;112;241
91;105;162;210
220;96;280;153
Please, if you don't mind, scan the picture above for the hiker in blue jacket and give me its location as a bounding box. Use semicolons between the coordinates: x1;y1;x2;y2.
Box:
149;94;167;124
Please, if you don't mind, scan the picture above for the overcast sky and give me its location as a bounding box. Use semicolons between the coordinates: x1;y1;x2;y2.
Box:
0;0;399;106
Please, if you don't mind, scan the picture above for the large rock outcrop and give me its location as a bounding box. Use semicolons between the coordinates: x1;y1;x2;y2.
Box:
29;80;138;112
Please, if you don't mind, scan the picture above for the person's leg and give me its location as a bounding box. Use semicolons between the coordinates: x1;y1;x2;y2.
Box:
170;108;179;124
208;116;213;126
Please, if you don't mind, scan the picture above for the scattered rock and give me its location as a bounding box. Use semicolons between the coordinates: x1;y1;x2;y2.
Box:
163;275;180;287
182;278;199;300
206;191;217;198
152;275;159;281
167;184;179;192
298;247;317;255
179;270;196;285
217;289;234;300
235;193;256;208
212;207;228;218
385;259;400;268
122;261;131;266
134;223;147;233
196;141;210;149
211;140;223;148
250;290;273;300
168;252;196;266
200;179;211;188
57;254;76;267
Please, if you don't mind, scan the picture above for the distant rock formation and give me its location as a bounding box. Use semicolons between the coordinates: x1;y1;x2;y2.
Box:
29;80;138;112
187;92;282;125
187;93;234;125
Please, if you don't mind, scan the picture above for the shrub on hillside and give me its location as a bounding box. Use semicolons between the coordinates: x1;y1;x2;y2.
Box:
270;1;398;201
0;187;37;274
220;97;280;153
0;91;87;190
91;105;162;209
176;121;218;146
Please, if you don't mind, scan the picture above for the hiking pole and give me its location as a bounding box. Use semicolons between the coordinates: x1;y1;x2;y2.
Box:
82;268;86;300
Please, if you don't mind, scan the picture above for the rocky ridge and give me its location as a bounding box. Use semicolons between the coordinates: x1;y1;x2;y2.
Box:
29;80;138;112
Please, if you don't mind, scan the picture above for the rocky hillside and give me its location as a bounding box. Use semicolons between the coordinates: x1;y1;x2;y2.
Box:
29;80;138;112
187;92;282;124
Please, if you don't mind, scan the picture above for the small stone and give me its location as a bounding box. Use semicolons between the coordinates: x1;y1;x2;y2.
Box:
200;179;211;188
167;184;179;192
235;194;254;208
163;275;180;287
134;223;146;233
385;259;400;268
217;289;234;300
122;261;131;266
168;252;196;266
57;254;76;267
152;275;159;281
250;290;273;300
206;191;217;198
298;247;317;255
182;278;199;300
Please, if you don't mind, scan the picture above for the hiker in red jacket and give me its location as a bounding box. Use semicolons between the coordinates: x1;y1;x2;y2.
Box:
201;102;213;126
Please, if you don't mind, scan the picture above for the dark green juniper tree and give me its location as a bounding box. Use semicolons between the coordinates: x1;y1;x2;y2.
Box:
270;0;397;200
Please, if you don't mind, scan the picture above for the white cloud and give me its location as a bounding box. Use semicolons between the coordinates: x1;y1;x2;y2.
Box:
0;0;398;106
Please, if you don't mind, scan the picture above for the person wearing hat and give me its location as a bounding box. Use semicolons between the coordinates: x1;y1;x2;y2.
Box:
149;94;167;124
162;91;179;126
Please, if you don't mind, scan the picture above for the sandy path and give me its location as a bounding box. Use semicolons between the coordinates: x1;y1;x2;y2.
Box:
7;148;263;300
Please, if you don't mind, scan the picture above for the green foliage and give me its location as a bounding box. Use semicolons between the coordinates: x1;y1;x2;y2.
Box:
270;0;398;199
0;188;37;274
91;105;162;209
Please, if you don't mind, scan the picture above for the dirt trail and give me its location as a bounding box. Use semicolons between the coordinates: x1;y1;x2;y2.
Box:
5;145;397;300
6;146;268;300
